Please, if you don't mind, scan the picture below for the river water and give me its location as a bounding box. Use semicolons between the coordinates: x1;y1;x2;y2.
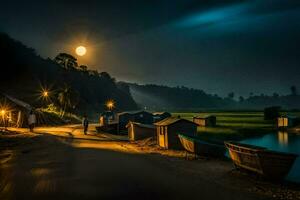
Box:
239;131;300;183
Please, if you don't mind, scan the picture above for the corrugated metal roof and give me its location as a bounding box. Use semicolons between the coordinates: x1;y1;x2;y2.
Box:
153;112;171;116
126;121;155;129
117;110;152;116
154;117;196;126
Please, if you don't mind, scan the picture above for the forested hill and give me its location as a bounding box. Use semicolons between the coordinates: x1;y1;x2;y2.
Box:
128;83;300;111
0;32;137;115
128;83;236;110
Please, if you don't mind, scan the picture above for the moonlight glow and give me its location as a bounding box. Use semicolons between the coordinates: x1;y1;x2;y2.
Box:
76;46;87;56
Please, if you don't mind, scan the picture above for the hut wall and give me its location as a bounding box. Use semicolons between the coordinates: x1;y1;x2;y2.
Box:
277;117;300;128
193;117;216;127
157;126;168;148
278;117;288;127
128;124;134;140
128;124;155;141
193;118;207;126
118;114;132;130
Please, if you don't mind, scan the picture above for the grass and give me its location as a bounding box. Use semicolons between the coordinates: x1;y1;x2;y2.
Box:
172;111;277;141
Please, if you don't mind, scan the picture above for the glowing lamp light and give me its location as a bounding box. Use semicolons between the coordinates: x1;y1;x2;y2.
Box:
43;91;49;97
1;110;5;115
106;100;115;110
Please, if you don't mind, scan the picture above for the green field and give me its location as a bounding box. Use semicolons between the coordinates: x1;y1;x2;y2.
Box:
172;111;300;141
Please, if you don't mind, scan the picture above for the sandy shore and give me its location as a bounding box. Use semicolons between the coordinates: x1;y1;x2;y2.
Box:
0;126;299;200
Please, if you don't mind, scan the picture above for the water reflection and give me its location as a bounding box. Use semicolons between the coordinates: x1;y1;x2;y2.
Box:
278;131;288;146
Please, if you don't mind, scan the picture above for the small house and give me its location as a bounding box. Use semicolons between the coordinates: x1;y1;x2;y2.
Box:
277;116;300;128
99;111;116;126
117;111;153;132
126;122;156;141
154;117;197;149
0;93;32;128
193;115;216;127
153;112;171;122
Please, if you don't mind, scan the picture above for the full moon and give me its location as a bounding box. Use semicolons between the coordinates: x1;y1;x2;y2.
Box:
76;46;87;56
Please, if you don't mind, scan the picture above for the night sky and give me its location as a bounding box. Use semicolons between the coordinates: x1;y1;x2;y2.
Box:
1;0;300;97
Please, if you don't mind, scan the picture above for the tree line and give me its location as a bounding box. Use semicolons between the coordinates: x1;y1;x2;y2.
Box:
128;83;300;110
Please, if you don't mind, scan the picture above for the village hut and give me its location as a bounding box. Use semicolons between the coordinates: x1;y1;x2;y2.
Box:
0;94;32;128
99;111;116;126
153;112;172;122
154;117;197;149
277;115;300;128
117;111;153;132
193;115;216;127
126;122;156;141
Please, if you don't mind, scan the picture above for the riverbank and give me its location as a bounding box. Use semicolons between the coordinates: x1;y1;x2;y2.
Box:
173;112;277;141
1;128;300;200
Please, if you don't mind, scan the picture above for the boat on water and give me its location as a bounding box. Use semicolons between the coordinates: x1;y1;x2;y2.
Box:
178;134;225;157
225;141;298;179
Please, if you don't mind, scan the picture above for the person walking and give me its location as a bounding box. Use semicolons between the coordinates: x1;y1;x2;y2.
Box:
28;110;37;132
82;115;89;135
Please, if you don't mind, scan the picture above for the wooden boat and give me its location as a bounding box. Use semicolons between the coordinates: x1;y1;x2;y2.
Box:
178;134;225;157
225;141;298;179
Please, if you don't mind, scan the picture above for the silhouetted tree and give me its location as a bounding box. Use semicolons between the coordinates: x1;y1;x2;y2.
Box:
273;93;279;98
57;85;79;117
54;53;78;70
100;72;112;80
228;92;235;99
89;70;99;76
79;65;88;72
290;85;297;96
239;96;244;102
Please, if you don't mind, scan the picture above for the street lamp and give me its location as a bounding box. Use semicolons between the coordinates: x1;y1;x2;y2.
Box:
43;91;49;97
106;100;115;111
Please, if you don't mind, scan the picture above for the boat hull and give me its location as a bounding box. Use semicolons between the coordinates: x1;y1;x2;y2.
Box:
225;141;298;179
179;134;225;157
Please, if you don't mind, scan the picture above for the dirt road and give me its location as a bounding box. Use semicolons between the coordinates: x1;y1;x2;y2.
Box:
0;125;291;199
